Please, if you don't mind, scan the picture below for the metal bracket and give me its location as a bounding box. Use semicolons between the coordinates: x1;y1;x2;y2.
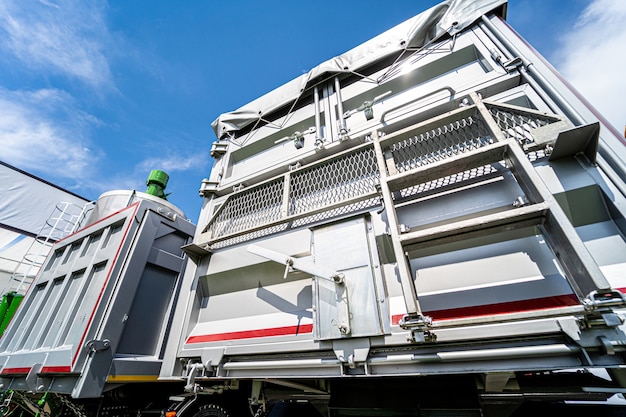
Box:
598;335;617;355
25;363;48;393
275;127;317;149
85;339;111;353
199;178;219;196
184;362;205;393
247;244;350;335
489;49;523;72
344;91;392;121
333;338;370;368
584;290;626;311
210;141;229;158
399;314;435;343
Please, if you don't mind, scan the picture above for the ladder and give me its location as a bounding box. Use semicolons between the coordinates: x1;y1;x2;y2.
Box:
372;92;614;340
7;201;94;294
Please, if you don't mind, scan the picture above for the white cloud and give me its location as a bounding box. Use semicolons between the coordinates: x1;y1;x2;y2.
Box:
82;152;208;199
136;153;208;174
0;87;102;179
555;0;626;132
0;0;114;90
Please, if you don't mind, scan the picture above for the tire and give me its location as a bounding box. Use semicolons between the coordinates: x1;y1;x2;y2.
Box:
192;404;230;417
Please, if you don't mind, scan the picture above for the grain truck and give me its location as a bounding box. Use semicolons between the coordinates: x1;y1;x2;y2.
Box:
2;0;626;416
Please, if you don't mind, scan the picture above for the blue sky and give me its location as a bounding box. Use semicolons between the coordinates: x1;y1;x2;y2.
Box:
1;0;624;222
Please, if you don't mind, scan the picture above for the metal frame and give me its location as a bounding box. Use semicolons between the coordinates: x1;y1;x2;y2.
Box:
198;88;612;327
373;92;611;331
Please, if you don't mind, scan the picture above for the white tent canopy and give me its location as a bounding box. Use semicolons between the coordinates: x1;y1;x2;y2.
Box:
0;161;89;293
0;162;88;237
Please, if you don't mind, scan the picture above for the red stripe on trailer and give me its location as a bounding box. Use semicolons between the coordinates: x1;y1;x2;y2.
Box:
56;200;139;245
0;367;31;375
391;293;581;325
71;202;140;368
40;366;72;373
7;199;146;316
185;288;626;344
186;323;313;344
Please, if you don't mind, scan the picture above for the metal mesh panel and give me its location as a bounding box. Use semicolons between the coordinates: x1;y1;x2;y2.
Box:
398;164;501;199
388;110;492;174
487;104;559;146
205;148;380;247
204;103;560;248
207;178;284;239
291;198;381;228
289;147;379;216
209;224;290;249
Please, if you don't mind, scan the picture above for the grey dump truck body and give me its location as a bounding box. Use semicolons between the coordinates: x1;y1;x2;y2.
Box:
2;0;626;416
0;192;194;401
163;0;626;413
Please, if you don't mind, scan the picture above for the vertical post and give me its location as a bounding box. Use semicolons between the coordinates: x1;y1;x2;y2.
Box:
281;173;292;219
334;77;348;137
314;86;323;145
372;131;424;319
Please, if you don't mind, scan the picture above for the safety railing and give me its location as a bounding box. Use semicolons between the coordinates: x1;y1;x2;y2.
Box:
200;97;571;250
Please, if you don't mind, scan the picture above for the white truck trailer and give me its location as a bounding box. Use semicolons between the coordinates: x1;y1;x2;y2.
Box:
2;0;626;416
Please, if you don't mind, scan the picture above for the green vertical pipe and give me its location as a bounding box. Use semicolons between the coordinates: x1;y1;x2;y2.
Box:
0;294;10;328
0;292;24;337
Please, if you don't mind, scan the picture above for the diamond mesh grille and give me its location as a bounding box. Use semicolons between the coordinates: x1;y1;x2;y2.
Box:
388;111;492;174
398;164;501;199
207;178;284;239
487;104;559;145
205;147;380;246
289;147;379;216
209;224;290;249
291;198;381;228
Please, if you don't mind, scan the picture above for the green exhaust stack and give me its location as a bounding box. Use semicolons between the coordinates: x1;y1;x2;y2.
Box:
146;169;170;200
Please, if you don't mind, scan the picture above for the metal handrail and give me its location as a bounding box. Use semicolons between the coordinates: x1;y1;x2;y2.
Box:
379;86;456;123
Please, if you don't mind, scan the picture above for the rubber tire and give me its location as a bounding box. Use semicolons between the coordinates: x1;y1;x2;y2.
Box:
192;404;230;417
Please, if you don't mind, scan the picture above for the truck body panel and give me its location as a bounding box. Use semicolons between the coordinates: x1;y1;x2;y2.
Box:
162;2;626;412
2;1;626;415
0;191;194;398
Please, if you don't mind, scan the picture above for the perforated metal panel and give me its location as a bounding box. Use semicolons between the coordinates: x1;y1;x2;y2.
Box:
487;102;560;145
290;147;379;215
388;110;492;173
203;147;380;248
209;178;285;239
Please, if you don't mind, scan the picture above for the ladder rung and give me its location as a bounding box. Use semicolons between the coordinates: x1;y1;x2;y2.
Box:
399;202;550;250
385;141;508;192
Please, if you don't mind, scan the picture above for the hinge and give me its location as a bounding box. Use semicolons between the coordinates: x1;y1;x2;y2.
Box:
399;314;435;343
584;290;626;311
489;49;523;72
85;339;111;353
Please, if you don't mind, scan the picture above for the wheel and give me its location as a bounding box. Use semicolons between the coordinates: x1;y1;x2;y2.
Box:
192;404;230;417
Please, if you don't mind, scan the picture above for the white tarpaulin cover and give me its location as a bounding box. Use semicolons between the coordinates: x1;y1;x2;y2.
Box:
0;161;88;237
0;232;37;292
0;161;89;292
211;0;507;138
